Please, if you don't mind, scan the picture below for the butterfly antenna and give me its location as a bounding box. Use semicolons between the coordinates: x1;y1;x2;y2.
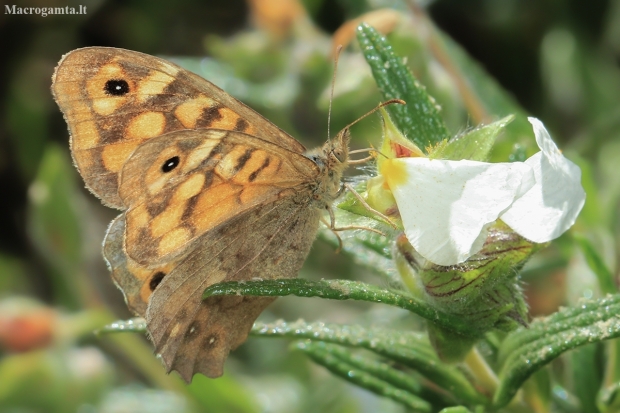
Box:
328;45;343;141
343;98;406;130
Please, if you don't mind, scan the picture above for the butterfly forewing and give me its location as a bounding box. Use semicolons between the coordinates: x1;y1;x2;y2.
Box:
118;129;318;266
52;47;306;208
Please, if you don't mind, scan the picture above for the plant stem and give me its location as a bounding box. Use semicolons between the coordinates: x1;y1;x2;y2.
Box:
464;347;498;398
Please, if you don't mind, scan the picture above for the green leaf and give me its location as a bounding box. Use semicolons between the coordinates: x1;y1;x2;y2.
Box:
356;23;449;150
296;341;432;412
429;115;514;162
574;234;616;295
570;344;602;413
495;294;620;408
203;279;475;337
97;318;147;335
438;407;474;413
252;320;486;404
27;144;84;309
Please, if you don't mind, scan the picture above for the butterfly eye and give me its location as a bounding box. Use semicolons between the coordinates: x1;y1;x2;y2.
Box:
162;156;180;173
332;149;345;163
149;271;166;291
104;79;130;96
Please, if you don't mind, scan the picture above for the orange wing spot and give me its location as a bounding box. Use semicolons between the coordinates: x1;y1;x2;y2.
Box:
176;173;206;200
126;112;166;140
92;95;127;116
193;183;241;231
244;123;257;135
149;174;204;239
215;145;252;180
102;140;140;173
158;227;191;258
88;63;130;116
209;107;241;130
174;96;217;128
137;70;176;103
72;120;100;150
182;134;225;173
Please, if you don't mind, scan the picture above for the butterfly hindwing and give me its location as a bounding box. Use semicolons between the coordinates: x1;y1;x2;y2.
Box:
104;197;320;381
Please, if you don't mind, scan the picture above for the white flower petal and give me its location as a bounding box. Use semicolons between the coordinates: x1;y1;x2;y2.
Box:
500;118;586;242
385;158;535;266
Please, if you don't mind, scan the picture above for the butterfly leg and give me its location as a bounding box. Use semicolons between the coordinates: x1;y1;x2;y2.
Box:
325;203;388;239
320;214;344;252
348;148;375;165
348;156;374;165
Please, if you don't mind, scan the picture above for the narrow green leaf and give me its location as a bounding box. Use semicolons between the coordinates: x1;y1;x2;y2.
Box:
356;23;449;149
252;320;486;405
598;379;620;411
552;385;582;413
575;234;616;294
204;279;475;337
27;144;84;309
296;341;432;412
571;344;602;413
438;407;474;413
521;369;552;413
97;318;147;335
599;339;620;411
494;294;620;408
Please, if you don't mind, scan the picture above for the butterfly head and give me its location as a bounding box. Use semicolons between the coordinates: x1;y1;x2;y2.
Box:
325;127;350;170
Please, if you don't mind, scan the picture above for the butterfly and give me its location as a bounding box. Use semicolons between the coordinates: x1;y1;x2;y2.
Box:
51;47;353;382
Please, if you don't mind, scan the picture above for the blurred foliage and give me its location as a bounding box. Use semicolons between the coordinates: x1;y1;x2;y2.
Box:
1;0;619;412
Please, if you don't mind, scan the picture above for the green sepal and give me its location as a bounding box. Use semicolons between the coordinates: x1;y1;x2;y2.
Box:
429;115;514;161
395;222;541;336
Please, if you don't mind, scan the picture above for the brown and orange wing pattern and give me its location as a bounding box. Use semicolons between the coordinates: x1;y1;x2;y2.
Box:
52;47;306;208
118;129;317;266
104;192;320;381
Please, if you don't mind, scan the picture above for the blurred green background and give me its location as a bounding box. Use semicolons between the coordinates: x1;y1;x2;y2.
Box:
0;0;619;412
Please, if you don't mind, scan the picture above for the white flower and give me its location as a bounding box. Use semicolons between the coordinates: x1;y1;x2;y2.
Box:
383;118;586;266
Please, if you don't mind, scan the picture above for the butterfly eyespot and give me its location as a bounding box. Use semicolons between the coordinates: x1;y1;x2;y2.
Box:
104;79;130;96
161;156;180;173
149;272;166;291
